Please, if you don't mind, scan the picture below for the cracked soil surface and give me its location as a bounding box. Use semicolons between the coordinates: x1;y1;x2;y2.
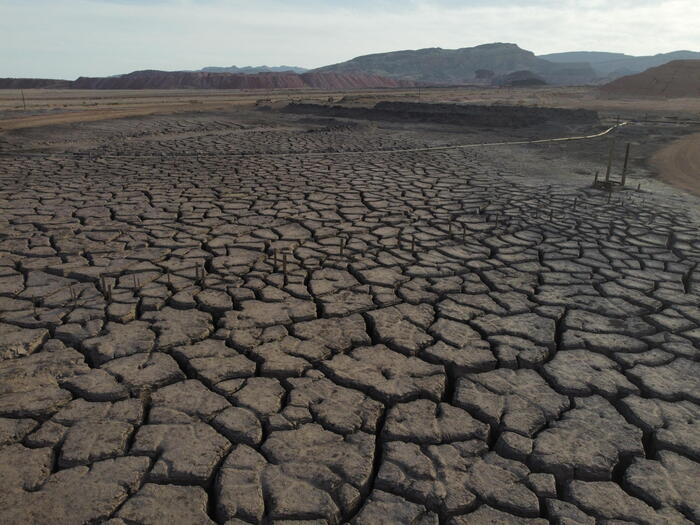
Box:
1;107;699;525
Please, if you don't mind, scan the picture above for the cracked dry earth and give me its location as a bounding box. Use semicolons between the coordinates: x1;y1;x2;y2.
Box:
1;115;700;525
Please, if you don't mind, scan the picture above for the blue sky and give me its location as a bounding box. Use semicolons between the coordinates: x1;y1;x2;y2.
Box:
1;0;698;79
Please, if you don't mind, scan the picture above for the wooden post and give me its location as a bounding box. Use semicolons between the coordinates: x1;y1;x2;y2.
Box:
605;140;615;182
282;252;288;286
20;89;26;110
621;143;631;186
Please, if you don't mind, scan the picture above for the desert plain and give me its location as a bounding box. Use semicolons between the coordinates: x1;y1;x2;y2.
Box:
0;86;699;524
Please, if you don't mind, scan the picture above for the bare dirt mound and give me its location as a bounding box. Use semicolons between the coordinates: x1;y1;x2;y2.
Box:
652;132;700;196
68;70;413;90
600;60;700;98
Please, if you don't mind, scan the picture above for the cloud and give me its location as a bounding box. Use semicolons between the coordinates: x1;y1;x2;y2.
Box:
1;0;698;78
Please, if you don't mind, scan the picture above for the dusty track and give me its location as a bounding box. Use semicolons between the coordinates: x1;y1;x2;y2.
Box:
652;132;700;197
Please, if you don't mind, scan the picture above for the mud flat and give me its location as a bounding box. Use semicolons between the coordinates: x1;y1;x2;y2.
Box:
0;102;699;524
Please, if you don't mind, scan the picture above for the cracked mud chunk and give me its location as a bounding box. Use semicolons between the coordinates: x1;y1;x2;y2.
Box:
195;288;233;312
454;368;569;436
60;368;129;401
367;303;434;355
566;480;692;524
117;483;216;525
563;309;656;336
149;379;230;422
101;352;185;394
320;286;375;317
619;396;700;460
283;376;384;434
212;406;263;446
142;307;213;348
0;323;48;359
248;336;329;377
531;395;643;482
221;298;316;329
59;420;134;467
627;358;700;403
351;490;439;524
489;335;550;369
448;505;548;524
0;347;88;395
171;339;257;386
375;440;483;515
471;312;555;347
131;423;231;484
216;445;267;523
383;399;488;444
322;344;445;403
82;320;155;365
624;451;700;523
292;314;371;352
0;417;38;446
543;349;638;398
262;423;375;491
229;377;286;418
421;340;496;374
0;456;150;525
0;386;72;419
429;317;488;349
0;443;53;490
462;453;541;518
219;424;375;524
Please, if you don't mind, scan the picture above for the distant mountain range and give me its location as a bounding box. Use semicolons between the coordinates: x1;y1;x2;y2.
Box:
2;44;699;90
199;65;308;74
312;43;700;86
539;50;700;81
312;43;597;86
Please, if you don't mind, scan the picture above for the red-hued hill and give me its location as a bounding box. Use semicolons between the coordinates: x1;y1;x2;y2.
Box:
67;70;413;90
600;60;700;98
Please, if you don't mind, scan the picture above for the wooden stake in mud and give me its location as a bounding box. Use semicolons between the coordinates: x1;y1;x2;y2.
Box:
573;198;578;211
282;251;288;286
621;143;631;187
593;171;599;185
605;140;615;183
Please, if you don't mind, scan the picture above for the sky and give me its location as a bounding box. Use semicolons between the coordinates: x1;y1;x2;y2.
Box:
1;0;699;79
